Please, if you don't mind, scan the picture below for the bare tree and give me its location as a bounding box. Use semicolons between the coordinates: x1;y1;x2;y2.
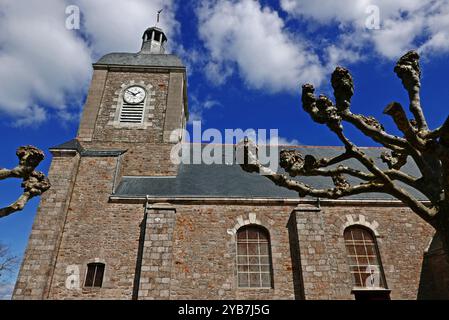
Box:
0;243;19;281
0;146;51;218
241;51;449;258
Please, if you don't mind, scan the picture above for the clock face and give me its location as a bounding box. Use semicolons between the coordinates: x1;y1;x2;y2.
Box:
123;86;146;104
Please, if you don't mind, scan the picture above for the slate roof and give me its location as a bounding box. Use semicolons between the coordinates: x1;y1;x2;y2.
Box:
114;145;426;201
50;138;83;151
50;140;426;200
50;139;125;157
94;53;185;68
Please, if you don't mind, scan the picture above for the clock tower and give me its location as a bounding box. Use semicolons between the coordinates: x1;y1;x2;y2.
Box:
76;25;188;175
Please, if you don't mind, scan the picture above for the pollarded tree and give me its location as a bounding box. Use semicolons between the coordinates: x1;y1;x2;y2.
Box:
241;51;449;259
0;146;51;218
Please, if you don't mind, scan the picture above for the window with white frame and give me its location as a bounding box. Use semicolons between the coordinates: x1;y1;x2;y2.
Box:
236;225;273;288
344;226;387;289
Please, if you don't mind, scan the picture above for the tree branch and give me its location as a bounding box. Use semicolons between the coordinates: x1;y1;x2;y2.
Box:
241;154;386;199
394;50;429;131
0;146;51;219
0;171;51;218
383;102;426;149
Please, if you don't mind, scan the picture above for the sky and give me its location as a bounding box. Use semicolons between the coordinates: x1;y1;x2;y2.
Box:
1;0;449;299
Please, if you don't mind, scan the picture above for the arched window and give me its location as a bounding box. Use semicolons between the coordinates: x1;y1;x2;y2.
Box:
344;226;386;289
236;225;273;288
84;263;105;288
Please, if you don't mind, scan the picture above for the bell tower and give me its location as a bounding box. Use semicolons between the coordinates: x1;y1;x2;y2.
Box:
73;23;188;176
76;24;188;146
141;27;167;54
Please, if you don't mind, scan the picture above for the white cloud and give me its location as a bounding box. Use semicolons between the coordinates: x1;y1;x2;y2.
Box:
188;94;221;124
0;0;178;126
0;0;91;126
196;0;326;92
280;0;449;59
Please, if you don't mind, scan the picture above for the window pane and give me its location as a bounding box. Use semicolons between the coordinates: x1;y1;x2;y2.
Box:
260;264;270;272
259;244;269;255
237;256;247;264
85;265;95;287
247;243;258;255
238;273;249;287
94;264;105;287
249;264;260;272
247;228;259;239
248;256;259;265
237;230;247;240
261;273;271;287
249;273;260;288
238;264;249;272
258;230;269;241
237;243;247;255
260;256;270;265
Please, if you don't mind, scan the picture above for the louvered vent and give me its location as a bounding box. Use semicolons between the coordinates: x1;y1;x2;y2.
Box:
119;102;145;124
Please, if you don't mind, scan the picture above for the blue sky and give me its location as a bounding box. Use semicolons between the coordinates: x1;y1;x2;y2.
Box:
1;0;449;299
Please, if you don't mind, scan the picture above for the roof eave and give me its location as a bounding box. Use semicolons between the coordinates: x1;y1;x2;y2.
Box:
92;63;186;71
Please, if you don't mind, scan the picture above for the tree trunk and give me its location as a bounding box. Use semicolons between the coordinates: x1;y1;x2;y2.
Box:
418;211;449;299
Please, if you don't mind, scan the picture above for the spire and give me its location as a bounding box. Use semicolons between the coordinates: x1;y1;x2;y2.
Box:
140;9;167;54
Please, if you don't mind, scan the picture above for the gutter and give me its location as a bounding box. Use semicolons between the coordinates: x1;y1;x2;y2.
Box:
108;195;431;207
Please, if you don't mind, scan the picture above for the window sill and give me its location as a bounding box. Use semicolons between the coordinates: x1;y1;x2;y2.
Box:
351;288;391;300
82;287;103;291
237;287;273;290
351;287;391;293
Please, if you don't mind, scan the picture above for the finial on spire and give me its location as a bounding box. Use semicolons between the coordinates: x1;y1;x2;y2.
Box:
157;9;163;24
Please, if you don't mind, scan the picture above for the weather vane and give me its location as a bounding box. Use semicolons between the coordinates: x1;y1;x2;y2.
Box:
157;9;163;24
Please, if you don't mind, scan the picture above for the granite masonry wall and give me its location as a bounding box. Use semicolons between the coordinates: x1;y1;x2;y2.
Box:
14;158;435;300
13;151;81;299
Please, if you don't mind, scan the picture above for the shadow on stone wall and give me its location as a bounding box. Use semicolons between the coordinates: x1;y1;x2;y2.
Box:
287;212;306;300
132;210;148;300
418;233;449;300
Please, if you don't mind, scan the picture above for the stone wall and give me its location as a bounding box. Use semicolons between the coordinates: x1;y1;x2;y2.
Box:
19;183;433;300
13;151;81;299
81;142;179;177
91;70;170;144
138;204;177;299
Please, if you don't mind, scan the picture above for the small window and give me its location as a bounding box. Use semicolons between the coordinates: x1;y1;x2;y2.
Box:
344;226;386;289
236;225;273;288
84;263;105;288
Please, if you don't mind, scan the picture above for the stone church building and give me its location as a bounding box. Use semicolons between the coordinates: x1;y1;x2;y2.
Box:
12;26;443;300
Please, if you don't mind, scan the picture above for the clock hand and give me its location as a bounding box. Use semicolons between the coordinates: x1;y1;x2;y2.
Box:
126;89;138;96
